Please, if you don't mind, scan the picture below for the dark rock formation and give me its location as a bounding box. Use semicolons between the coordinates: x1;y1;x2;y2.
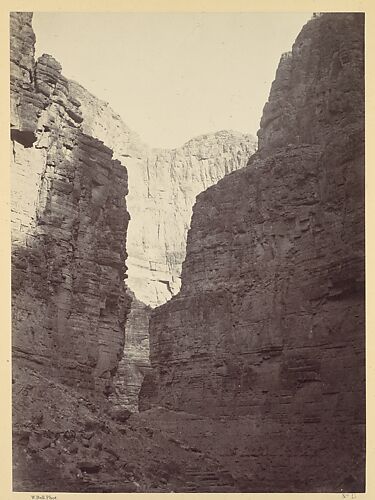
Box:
11;11;131;401
141;13;365;491
10;13;169;492
258;13;364;154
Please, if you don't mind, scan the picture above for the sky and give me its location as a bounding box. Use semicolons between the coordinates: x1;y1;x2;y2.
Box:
33;12;312;149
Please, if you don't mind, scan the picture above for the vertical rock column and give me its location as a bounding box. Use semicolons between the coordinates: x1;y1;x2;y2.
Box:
11;12;131;396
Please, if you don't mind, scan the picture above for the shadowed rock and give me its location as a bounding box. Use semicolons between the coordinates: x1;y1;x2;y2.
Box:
141;12;365;492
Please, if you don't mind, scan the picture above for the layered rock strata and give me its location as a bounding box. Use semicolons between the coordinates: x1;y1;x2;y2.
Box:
70;80;257;307
141;13;365;491
11;12;131;396
69;81;256;409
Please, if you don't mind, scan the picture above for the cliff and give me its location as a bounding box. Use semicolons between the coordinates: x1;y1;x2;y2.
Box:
123;131;257;307
11;14;136;491
70;81;257;307
11;12;131;396
141;13;365;492
69;81;256;409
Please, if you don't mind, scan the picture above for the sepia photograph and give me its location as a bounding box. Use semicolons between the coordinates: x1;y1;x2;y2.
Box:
9;5;365;494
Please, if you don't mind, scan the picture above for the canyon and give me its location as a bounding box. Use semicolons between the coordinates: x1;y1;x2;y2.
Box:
11;11;365;493
70;79;256;410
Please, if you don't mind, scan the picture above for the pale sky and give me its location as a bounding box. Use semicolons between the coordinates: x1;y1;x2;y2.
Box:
33;12;312;149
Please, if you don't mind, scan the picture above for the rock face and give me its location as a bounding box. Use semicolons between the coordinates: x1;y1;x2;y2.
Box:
141;13;365;491
69;81;256;409
69;81;257;307
122;131;257;307
11;12;131;396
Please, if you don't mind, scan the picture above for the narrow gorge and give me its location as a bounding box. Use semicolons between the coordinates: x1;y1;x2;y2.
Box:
70;81;256;410
11;11;365;493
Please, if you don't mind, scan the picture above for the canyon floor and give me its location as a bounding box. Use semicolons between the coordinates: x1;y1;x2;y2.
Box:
13;367;240;493
13;364;363;493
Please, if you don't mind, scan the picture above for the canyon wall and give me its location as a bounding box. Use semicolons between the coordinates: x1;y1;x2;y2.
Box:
122;131;257;307
141;13;365;491
11;12;131;396
69;80;256;410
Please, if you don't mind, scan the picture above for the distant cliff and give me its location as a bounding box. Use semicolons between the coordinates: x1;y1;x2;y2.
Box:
141;13;365;492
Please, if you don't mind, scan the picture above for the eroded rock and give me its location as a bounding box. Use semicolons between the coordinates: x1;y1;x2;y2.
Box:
11;11;131;402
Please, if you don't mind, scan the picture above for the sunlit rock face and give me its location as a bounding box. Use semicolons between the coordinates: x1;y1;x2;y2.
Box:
70;81;256;409
124;131;257;307
11;12;131;396
141;13;365;491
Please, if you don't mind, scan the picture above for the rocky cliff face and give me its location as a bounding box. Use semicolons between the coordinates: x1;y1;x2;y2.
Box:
11;12;131;397
70;82;257;308
69;80;256;410
123;131;257;307
141;13;365;491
